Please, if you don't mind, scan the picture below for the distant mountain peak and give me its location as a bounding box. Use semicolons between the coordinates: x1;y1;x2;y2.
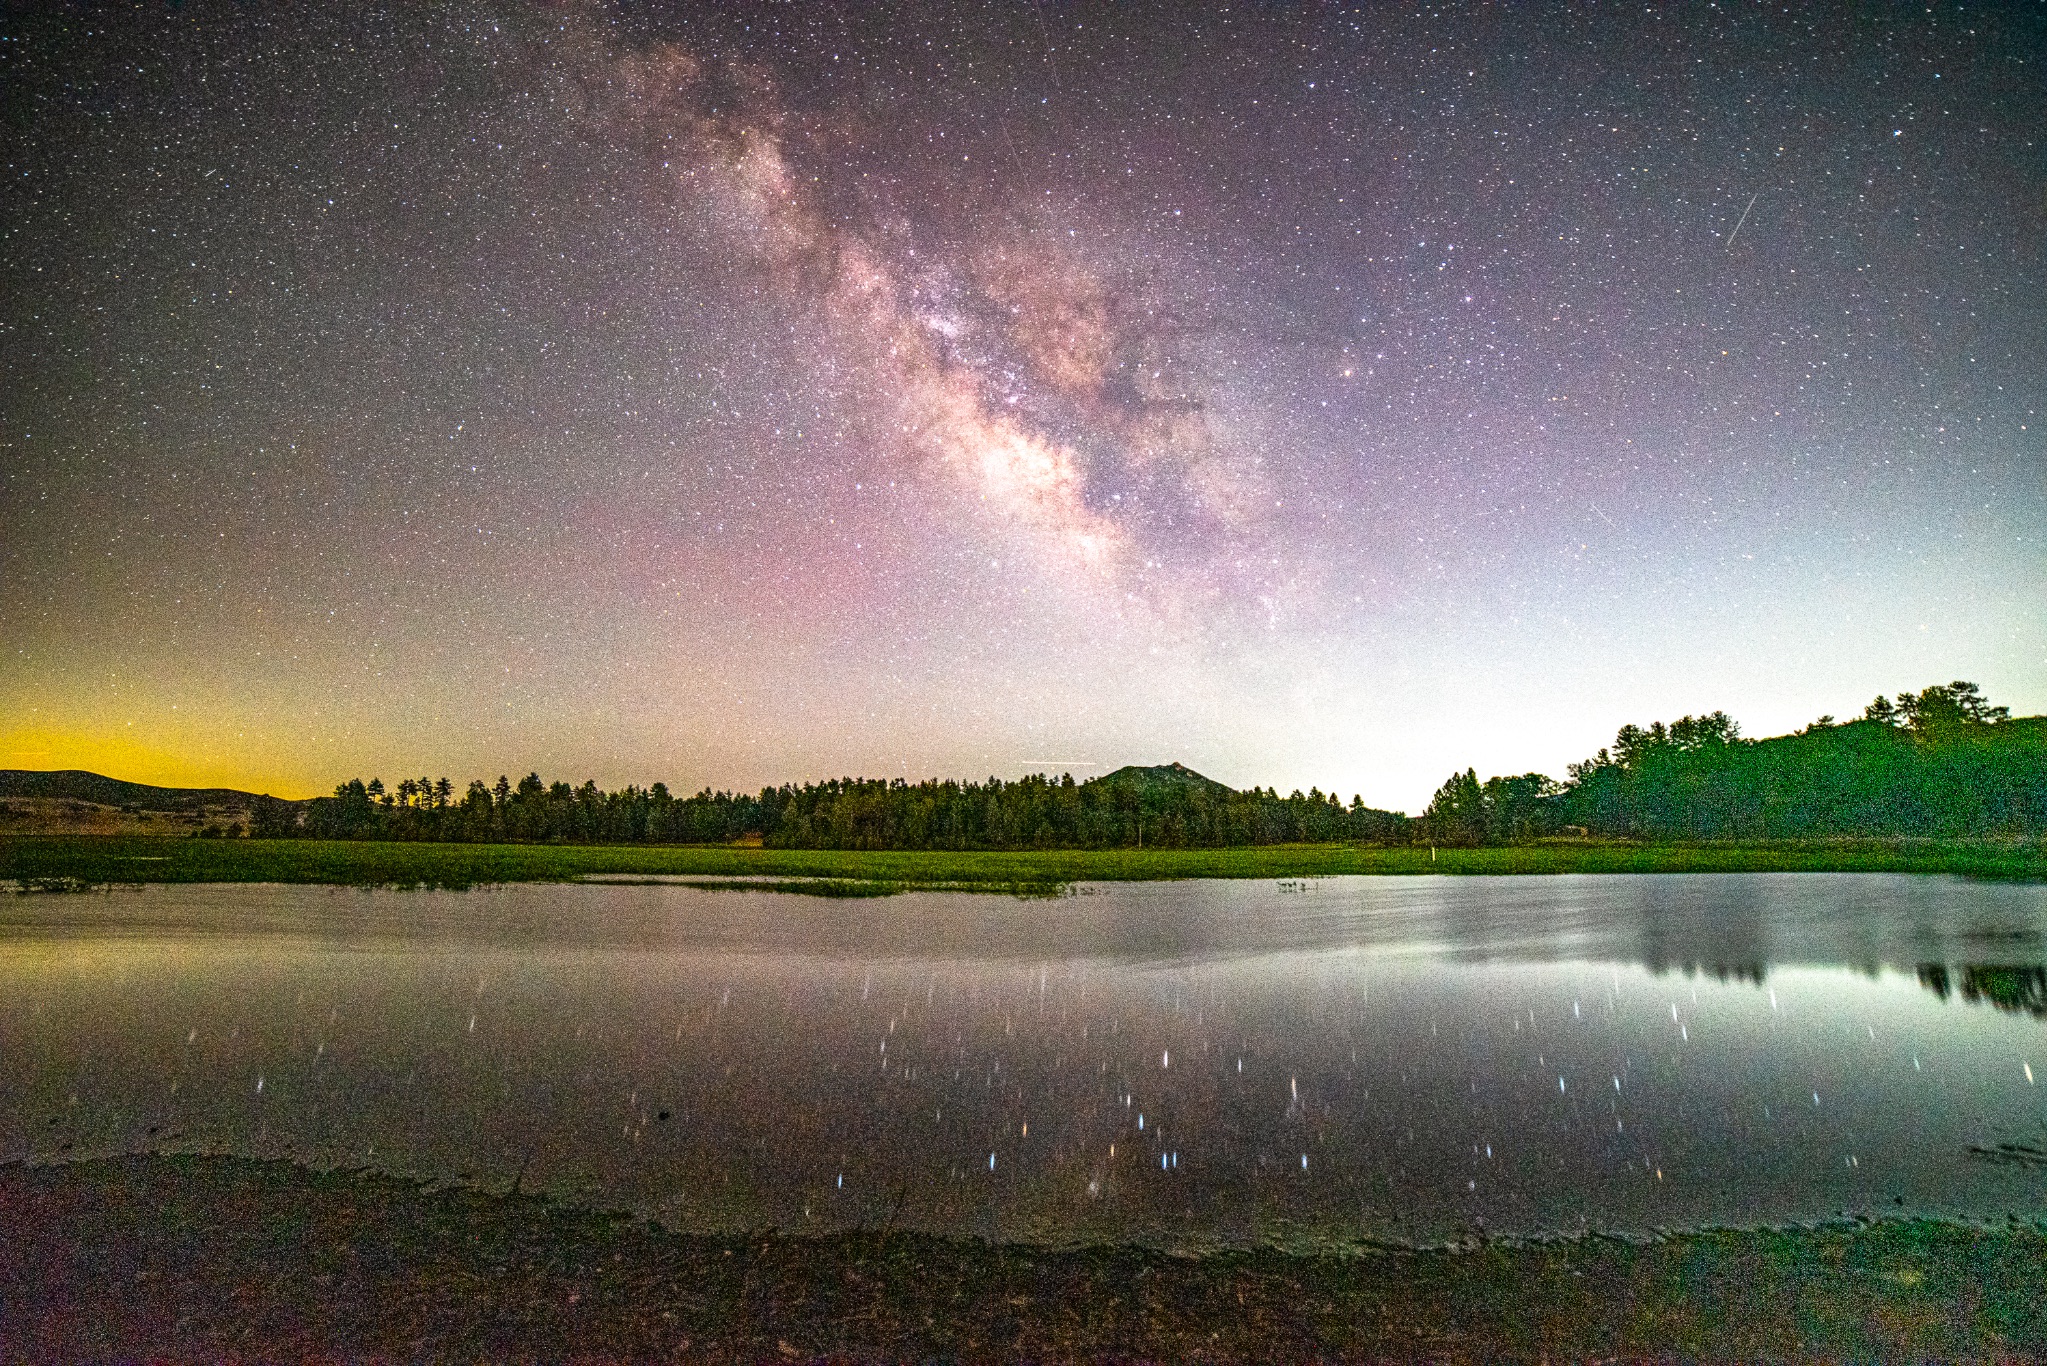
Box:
1090;762;1232;793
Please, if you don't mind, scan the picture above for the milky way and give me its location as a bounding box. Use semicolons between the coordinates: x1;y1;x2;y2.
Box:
2;3;2041;805
605;36;1260;593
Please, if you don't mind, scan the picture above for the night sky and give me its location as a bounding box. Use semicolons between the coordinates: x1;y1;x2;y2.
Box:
3;2;2041;807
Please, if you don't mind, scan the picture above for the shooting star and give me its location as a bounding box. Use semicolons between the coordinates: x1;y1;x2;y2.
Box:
1725;193;1758;250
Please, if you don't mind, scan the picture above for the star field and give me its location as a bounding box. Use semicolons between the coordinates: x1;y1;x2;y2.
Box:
2;2;2041;804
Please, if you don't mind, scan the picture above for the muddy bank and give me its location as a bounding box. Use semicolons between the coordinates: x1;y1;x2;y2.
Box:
3;1154;2043;1361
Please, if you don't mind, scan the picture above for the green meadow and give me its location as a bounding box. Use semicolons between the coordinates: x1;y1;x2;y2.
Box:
4;833;2042;892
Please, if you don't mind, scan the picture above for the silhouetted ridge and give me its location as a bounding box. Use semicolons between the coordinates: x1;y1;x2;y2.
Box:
0;770;289;810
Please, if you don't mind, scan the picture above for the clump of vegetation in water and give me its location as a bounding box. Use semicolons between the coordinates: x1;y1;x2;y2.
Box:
9;875;105;894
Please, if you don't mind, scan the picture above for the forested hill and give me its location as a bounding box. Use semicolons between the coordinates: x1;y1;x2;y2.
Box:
1420;682;2046;843
1094;763;1233;794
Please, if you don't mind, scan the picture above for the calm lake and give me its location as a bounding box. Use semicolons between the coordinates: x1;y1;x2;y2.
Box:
4;875;2044;1248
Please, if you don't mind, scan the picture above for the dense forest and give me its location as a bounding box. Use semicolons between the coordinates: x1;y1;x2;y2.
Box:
252;682;2043;848
264;763;1409;849
1419;682;2045;843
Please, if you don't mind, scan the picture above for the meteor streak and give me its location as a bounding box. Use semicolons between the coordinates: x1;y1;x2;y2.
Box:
1725;192;1759;250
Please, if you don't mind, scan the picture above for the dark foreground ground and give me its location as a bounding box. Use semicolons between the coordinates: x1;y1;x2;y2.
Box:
3;1157;2044;1363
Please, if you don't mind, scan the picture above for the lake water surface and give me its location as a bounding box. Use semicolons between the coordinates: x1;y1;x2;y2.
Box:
4;875;2044;1247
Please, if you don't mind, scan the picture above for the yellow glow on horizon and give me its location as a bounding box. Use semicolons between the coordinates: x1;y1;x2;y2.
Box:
0;725;316;799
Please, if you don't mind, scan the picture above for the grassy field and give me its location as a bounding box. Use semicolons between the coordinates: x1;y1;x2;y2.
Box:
3;832;2044;891
5;1154;2043;1361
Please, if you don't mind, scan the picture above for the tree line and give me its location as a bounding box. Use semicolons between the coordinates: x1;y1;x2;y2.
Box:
1418;682;2045;843
246;680;2041;848
256;767;1411;849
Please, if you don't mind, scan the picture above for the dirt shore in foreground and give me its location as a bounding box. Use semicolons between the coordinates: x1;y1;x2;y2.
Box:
3;1154;2043;1362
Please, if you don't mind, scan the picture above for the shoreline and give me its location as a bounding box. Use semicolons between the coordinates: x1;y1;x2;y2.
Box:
6;832;2044;893
5;1152;2043;1360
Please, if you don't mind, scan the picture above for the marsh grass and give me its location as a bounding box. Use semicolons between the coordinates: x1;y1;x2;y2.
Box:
3;833;2041;892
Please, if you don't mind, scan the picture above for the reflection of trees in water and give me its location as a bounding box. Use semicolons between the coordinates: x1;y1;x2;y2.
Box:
1916;964;2047;1017
1626;877;1771;985
1644;960;1768;986
1640;959;1905;987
